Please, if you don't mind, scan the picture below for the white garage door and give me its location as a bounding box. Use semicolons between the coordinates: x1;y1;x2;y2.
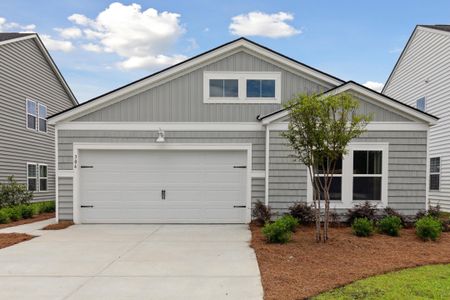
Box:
78;149;248;223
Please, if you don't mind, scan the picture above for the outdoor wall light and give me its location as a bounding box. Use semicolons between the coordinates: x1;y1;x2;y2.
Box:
156;128;165;143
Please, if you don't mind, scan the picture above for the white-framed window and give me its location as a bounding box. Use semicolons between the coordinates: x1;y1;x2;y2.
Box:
314;157;343;201
26;99;37;130
307;143;389;208
27;163;37;191
39;164;48;192
416;97;426;111
26;99;47;133
430;157;440;191
38;104;47;133
203;72;281;104
27;163;48;192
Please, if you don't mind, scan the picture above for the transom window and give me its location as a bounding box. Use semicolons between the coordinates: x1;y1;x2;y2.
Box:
430;157;440;191
26;99;47;133
27;163;48;192
204;72;281;103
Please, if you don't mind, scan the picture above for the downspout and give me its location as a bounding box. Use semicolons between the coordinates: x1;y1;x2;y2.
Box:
54;125;59;223
265;125;270;206
425;126;430;211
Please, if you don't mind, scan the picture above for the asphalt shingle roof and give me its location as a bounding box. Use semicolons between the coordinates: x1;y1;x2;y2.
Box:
420;25;450;32
0;32;34;42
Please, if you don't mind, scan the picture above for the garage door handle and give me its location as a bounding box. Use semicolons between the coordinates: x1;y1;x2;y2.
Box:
233;205;246;208
161;190;166;200
80;205;94;208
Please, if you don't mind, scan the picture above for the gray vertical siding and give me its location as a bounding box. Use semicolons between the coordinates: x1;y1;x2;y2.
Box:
0;38;75;201
74;51;330;122
269;130;427;215
58;177;73;220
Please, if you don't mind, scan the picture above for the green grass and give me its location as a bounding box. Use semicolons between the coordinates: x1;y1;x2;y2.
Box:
314;264;450;300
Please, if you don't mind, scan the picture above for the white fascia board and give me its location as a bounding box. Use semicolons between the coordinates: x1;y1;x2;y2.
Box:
268;122;429;131
56;122;265;131
49;39;342;125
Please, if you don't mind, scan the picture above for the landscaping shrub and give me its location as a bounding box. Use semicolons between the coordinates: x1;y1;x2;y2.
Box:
289;202;315;225
416;205;441;220
0;210;10;224
252;200;274;226
0;176;33;208
329;209;342;227
18;205;34;219
415;216;442;241
5;206;22;222
262;220;292;243
39;201;55;213
278;215;299;232
383;207;406;225
347;201;378;224
378;216;402;236
351;218;374;237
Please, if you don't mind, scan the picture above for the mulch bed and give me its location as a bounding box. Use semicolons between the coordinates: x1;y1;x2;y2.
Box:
0;212;55;230
42;220;74;230
250;224;450;300
0;233;34;249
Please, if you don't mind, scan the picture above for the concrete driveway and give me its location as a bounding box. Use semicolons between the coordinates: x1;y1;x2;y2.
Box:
0;224;263;300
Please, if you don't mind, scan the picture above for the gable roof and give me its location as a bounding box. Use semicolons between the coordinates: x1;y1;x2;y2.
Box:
382;25;450;94
258;81;438;125
48;37;344;124
0;32;78;106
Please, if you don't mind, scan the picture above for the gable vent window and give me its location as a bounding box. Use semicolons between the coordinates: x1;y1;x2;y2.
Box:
416;97;426;111
430;157;440;191
26;99;47;133
247;79;275;98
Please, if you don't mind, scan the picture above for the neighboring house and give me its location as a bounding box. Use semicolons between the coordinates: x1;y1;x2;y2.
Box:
0;33;78;202
49;38;437;224
383;25;450;211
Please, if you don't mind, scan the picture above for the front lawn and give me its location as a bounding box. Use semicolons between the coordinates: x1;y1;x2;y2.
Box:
314;264;450;299
250;224;450;300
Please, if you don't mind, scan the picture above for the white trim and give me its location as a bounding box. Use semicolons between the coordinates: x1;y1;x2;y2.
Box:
425;128;430;210
38;164;48;192
38;103;48;133
306;142;389;209
55;129;59;222
265;126;270;205
429;156;441;192
49;39;342;125
261;82;437;125
26;162;38;192
56;122;265;131
267;122;429;131
72;142;253;224
252;170;265;178
26;98;37;131
57;170;74;177
203;71;281;104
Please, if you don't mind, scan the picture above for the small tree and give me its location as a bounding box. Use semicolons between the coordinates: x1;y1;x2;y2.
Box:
282;93;370;242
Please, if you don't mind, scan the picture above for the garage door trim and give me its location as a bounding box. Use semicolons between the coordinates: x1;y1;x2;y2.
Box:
72;143;253;224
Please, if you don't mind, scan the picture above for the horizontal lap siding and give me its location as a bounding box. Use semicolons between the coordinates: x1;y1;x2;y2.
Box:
0;38;74;202
269;130;427;215
58;177;73;220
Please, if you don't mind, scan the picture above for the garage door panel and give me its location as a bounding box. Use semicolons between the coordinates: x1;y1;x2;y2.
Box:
79;149;247;223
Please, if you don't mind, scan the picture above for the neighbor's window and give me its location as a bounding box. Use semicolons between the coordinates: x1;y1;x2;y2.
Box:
430;157;440;191
39;164;48;192
27;163;37;191
314;157;343;200
352;151;382;201
416;97;426;111
38;104;47;133
246;79;276;98
26;99;37;130
209;79;238;97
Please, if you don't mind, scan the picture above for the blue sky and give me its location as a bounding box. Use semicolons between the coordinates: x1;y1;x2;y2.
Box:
1;0;449;102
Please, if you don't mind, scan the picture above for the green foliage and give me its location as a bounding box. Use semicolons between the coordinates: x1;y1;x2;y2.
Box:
347;201;378;224
416;205;441;220
37;201;55;213
262;222;292;244
314;264;450;300
351;218;374;237
252;200;274;226
278;215;299;232
4;206;22;221
0;210;10;224
0;176;33;208
18;205;35;219
377;216;402;236
415;216;442;241
289;202;315;225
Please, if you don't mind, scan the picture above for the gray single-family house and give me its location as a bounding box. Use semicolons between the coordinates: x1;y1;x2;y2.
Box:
383;25;450;211
48;38;437;224
0;33;78;202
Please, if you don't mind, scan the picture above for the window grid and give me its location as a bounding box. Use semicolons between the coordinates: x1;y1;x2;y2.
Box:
430;157;440;191
26;99;37;130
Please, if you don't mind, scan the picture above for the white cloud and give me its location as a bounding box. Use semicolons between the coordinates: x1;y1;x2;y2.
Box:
40;34;74;52
81;43;102;53
363;81;384;92
67;2;185;70
0;17;35;32
229;11;301;38
55;27;82;39
388;47;402;54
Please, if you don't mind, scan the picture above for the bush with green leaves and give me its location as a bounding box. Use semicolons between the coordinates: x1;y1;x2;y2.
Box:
415;205;441;220
0;210;10;224
262;221;292;244
18;205;35;219
351;218;374;237
0;176;33;208
278;215;299;232
378;216;402;236
415;216;442;241
38;201;55;213
252;200;274;226
347;201;378;224
4;206;22;222
289;202;315;225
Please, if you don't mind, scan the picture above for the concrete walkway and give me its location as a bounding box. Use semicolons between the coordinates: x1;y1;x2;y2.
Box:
0;224;263;300
0;218;55;234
